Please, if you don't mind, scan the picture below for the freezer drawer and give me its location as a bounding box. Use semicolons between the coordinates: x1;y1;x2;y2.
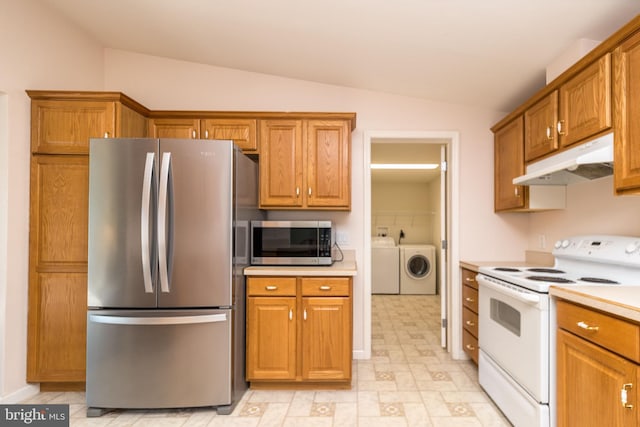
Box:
86;309;233;410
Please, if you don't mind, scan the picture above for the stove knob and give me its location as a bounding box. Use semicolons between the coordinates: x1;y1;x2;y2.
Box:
554;240;562;249
561;239;570;248
625;242;640;254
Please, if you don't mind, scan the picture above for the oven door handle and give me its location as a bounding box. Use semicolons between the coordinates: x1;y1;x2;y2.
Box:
477;275;540;305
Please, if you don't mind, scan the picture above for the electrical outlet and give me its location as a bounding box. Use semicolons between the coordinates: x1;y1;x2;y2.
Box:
336;231;349;245
539;234;546;249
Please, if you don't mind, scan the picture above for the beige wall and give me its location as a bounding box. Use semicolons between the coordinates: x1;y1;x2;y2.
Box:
0;0;104;401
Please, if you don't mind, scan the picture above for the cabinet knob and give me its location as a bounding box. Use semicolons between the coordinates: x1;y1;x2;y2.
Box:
621;383;634;409
465;277;475;283
265;285;278;291
465;297;475;303
465;344;476;351
465;320;475;327
319;285;331;291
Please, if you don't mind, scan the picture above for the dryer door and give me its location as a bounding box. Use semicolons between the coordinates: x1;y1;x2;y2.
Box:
406;254;431;279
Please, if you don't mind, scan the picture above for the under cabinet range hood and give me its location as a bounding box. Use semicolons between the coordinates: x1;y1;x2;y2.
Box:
513;133;613;186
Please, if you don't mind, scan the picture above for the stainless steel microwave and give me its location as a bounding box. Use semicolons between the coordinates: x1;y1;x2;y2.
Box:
250;220;333;266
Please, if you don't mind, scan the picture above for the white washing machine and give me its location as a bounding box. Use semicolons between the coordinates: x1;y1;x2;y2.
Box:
399;244;437;294
371;236;399;294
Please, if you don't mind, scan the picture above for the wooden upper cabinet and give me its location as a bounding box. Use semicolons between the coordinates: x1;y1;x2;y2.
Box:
524;91;559;162
259;119;304;208
28;91;148;154
201;118;258;153
494;117;526;211
148;118;200;139
558;53;612;148
259;119;352;210
614;30;640;194
305;120;351;209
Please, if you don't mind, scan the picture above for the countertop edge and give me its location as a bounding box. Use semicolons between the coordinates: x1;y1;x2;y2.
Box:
550;286;640;324
244;260;357;277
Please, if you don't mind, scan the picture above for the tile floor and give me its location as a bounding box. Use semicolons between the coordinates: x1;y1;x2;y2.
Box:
22;295;511;426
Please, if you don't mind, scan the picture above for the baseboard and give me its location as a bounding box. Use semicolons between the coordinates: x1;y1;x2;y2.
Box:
0;384;40;404
353;349;369;360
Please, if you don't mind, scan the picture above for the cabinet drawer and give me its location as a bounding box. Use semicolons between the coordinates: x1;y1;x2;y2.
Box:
557;300;640;363
462;306;478;338
462;284;478;312
301;277;350;296
461;268;478;290
247;277;296;296
462;329;479;364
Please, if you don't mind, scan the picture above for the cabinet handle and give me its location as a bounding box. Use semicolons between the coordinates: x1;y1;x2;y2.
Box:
465;277;475;283
577;321;599;331
319;285;331;291
192;130;197;139
308;187;312;196
546;126;553;140
289;309;293;321
556;120;566;136
465;297;475;303
303;309;307;320
621;383;634;409
465;344;476;351
465;320;475;327
265;285;278;291
296;187;300;197
204;130;209;139
514;187;519;197
104;132;110;138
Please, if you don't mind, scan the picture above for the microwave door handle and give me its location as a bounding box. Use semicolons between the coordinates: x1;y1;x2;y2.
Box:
158;152;171;293
477;275;540;305
140;152;155;294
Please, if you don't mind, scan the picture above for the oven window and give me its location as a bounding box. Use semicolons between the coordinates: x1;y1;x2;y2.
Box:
490;298;521;337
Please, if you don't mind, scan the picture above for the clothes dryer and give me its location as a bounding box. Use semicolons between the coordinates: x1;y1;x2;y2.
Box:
399;244;437;294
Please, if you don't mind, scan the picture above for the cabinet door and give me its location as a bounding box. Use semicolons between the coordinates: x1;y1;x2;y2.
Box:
259;120;303;208
148;118;200;139
301;297;352;381
494;117;526;211
246;297;297;380
524;91;558;162
614;31;640;194
201;118;258;153
305;120;351;210
31;100;115;154
557;330;638;427
27;155;89;382
116;104;148;138
558;54;611;148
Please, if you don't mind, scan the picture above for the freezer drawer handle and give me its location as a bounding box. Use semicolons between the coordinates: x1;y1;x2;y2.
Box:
89;313;227;326
158;152;172;293
141;152;156;294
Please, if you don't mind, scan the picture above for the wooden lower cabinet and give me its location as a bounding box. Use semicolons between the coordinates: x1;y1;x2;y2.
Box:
460;268;479;364
556;300;640;426
246;276;352;388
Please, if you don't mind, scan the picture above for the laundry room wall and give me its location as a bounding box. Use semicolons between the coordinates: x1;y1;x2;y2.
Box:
371;180;435;245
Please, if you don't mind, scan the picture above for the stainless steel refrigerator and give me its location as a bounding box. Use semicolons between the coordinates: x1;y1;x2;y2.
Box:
86;138;261;416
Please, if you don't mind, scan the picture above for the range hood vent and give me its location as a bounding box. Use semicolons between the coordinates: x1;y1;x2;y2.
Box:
513;133;613;186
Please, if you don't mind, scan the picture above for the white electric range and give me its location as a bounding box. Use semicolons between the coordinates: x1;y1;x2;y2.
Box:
475;235;640;427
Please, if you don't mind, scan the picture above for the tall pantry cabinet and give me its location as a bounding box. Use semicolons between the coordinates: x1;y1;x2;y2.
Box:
26;91;148;389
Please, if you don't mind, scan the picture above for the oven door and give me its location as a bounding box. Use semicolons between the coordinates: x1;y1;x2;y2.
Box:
477;274;549;404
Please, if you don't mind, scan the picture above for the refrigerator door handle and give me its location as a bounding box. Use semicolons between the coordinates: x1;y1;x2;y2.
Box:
158;152;171;293
89;313;227;326
140;152;155;294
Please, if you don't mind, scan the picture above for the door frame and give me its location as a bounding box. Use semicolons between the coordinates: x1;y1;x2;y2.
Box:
362;130;462;359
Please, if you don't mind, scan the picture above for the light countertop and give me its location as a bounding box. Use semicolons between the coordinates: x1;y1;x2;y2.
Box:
550;286;640;324
244;250;357;277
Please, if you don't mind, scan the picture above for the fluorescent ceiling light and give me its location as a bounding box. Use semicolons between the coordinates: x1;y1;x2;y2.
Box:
371;163;439;170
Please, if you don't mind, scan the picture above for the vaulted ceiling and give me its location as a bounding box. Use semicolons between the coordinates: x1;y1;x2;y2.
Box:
41;0;640;112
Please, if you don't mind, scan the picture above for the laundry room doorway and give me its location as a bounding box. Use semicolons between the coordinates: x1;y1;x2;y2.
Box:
363;130;459;356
